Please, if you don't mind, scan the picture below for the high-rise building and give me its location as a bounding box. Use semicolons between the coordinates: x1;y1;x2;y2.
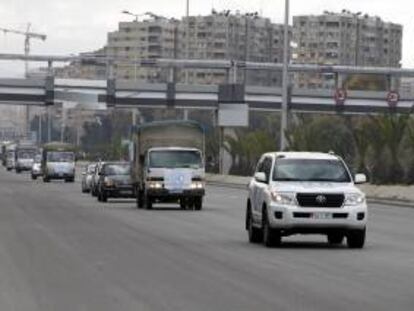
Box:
293;11;403;89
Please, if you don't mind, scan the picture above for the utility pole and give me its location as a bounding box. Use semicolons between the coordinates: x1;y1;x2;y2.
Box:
183;0;190;120
280;0;290;151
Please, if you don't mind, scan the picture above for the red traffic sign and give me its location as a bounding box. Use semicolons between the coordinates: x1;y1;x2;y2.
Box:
334;88;347;105
387;91;400;107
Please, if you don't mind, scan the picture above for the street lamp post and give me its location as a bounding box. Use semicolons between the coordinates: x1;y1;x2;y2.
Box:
280;0;290;151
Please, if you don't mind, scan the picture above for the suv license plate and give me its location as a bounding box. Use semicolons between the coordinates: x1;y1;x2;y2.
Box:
312;212;332;220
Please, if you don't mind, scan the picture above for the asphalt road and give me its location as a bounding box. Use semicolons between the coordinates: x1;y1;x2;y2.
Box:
0;169;413;311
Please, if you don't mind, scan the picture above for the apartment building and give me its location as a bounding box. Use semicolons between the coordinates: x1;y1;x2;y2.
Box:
293;11;402;89
106;18;179;82
178;11;290;86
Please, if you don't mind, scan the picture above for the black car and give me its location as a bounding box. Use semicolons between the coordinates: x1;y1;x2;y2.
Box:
97;162;135;202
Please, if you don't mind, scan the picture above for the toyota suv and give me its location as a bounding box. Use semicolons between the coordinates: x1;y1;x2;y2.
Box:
246;152;368;248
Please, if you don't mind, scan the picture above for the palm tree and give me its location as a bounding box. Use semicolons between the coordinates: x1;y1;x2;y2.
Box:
369;114;410;184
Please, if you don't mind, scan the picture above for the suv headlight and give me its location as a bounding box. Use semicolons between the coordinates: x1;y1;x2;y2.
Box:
104;177;115;187
271;192;296;206
344;193;365;206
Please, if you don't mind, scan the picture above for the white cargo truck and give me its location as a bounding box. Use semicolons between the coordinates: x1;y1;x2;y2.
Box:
131;121;205;210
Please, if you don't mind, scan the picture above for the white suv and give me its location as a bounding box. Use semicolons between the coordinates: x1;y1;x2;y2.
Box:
246;152;368;248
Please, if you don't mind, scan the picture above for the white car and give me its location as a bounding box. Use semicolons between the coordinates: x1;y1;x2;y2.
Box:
246;152;368;248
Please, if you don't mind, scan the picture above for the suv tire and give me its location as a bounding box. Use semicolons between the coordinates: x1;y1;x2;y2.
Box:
247;208;262;243
262;209;281;247
347;228;366;249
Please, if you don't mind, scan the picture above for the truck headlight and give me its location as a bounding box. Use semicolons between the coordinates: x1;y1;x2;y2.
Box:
271;192;296;206
104;177;115;187
344;193;365;206
191;181;204;189
148;181;163;189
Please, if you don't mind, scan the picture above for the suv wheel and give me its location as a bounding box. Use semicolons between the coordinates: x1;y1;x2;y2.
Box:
347;228;366;249
247;208;262;243
327;232;345;245
262;209;281;247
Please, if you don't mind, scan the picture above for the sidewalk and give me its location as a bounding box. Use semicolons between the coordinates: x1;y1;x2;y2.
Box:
205;174;414;208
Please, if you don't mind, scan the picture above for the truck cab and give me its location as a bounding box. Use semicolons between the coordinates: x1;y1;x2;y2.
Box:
42;142;76;183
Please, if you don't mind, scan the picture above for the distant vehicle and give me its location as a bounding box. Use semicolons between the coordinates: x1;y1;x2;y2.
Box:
131;120;205;210
90;162;104;197
15;142;38;173
31;154;42;180
81;163;96;193
96;162;135;202
246;152;368;248
42;142;76;183
5;143;17;171
1;141;11;166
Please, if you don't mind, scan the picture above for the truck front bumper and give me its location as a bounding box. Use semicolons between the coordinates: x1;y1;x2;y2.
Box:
147;188;205;198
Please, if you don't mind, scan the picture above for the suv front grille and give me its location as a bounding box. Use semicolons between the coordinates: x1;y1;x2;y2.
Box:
296;193;344;208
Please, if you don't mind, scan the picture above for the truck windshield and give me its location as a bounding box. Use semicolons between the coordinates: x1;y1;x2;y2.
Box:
47;152;74;163
149;150;202;169
273;159;351;182
104;164;130;175
17;150;36;159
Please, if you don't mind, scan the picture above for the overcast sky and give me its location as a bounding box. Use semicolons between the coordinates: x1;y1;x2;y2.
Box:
1;0;413;77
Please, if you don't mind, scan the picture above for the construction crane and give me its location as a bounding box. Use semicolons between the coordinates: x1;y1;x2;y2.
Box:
0;23;47;77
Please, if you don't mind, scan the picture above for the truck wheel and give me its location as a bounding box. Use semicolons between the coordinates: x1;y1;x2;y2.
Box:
143;194;152;210
194;197;203;211
31;175;37;180
327;232;345;245
101;192;108;203
43;177;50;183
347;228;366;249
262;209;281;248
16;169;21;174
136;191;144;209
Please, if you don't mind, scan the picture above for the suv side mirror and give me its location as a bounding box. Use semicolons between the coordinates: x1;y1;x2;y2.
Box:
354;174;367;184
254;172;267;183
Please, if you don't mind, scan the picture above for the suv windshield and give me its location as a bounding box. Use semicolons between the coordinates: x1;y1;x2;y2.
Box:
272;158;351;182
47;152;74;163
149;150;202;169
104;164;130;175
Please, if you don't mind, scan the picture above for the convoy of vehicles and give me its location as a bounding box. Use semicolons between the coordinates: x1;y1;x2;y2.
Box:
131;121;205;210
1;124;369;250
246;152;368;248
42;142;76;182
